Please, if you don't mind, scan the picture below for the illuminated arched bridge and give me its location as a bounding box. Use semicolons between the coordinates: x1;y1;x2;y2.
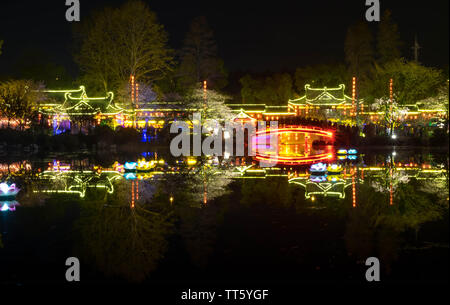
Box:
252;126;335;165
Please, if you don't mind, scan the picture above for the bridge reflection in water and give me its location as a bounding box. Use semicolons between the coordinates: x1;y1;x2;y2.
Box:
234;159;447;207
7;153;441;210
251;126;335;165
1;124;447;212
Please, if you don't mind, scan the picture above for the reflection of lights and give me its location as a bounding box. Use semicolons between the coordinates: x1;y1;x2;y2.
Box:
310;162;327;173
124;173;137;180
348;155;357;160
224;152;230;160
0;183;19;196
169;196;174;204
347;149;357;155
327;175;341;183
391;134;397;139
1;201;18;212
310;175;327;182
338;155;347;160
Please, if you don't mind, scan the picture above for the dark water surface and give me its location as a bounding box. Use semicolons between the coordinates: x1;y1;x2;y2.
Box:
0;147;448;285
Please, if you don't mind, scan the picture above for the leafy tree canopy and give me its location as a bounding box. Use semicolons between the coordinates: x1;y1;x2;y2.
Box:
239;73;293;105
74;0;173;94
345;22;375;81
0;80;46;129
178;16;228;91
294;64;349;93
376;10;402;64
366;59;444;104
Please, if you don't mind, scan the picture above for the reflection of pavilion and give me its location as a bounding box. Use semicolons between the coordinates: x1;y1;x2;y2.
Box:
33;170;122;198
288;172;361;200
233;163;447;203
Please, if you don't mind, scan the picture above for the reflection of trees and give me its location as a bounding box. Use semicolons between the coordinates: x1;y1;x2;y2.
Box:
154;161;234;268
345;176;448;274
75;179;173;283
240;177;291;209
370;167;409;194
417;165;448;205
160;160;234;207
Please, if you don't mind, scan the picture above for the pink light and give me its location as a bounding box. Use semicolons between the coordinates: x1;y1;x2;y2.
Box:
0;183;19;196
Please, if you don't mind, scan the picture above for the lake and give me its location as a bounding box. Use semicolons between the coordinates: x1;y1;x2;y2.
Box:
0;146;448;285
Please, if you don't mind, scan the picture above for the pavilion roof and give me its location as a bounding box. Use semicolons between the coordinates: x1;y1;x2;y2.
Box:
40;86;125;116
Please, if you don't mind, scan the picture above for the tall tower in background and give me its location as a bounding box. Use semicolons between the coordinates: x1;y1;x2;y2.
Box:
412;34;421;62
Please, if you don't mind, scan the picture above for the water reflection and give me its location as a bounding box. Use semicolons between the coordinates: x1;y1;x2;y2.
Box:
0;149;448;283
75;179;173;282
252;127;335;165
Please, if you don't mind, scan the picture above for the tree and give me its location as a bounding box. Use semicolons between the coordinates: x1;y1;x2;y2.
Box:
12;48;72;89
182;88;233;122
370;97;409;135
239;74;261;104
294;64;349;93
239;73;293;105
76;179;174;282
178;16;228;91
345;22;375;82
376;10;402;64
0;80;46;129
115;80;158;109
75;0;173;93
366;59;444;105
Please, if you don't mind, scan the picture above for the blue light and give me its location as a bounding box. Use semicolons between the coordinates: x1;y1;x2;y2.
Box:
310;175;327;182
348;149;358;155
348;155;357;160
141;129;148;142
124;173;137;180
124;162;137;170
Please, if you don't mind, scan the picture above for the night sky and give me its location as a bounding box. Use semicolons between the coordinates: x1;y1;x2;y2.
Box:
0;0;448;79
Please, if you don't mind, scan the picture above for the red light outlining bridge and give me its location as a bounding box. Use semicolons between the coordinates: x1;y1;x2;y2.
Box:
252;126;335;165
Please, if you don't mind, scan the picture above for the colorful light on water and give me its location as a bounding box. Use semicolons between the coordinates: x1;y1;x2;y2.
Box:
0;183;19;196
310;175;327;182
0;201;18;212
310;162;327;173
124;162;137;171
